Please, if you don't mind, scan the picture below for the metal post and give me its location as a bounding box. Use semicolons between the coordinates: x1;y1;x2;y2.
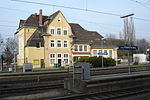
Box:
102;56;104;68
128;51;131;74
14;53;16;72
101;39;104;68
73;65;75;88
1;55;3;71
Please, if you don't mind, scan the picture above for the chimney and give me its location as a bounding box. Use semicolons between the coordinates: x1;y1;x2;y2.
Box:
39;9;42;26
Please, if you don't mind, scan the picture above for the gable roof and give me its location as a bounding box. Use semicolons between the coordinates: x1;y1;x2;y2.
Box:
18;14;48;28
26;29;44;47
69;23;103;44
25;11;60;47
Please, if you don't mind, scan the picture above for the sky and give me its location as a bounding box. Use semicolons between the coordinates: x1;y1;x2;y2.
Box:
0;0;150;41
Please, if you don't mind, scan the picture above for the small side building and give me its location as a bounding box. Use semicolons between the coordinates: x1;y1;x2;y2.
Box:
133;53;148;64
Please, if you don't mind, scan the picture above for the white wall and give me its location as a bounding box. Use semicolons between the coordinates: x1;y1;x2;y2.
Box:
133;53;148;64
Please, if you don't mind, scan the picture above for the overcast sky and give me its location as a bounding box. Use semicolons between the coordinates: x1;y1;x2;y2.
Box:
0;0;150;40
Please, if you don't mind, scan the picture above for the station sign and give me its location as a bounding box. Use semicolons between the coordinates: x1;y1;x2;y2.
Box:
118;46;138;50
97;52;108;55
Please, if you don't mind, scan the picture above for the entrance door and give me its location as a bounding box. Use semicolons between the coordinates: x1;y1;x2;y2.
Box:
58;59;61;67
40;59;45;68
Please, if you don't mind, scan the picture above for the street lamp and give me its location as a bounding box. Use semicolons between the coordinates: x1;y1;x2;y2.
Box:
13;49;17;72
0;40;4;71
101;38;105;68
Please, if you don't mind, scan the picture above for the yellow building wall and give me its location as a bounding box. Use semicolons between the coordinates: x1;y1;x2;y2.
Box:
17;28;25;66
17;27;37;66
25;28;37;43
44;12;73;67
25;47;44;68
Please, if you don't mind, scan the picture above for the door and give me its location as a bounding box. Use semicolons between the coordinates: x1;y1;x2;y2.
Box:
40;59;45;68
58;59;61;67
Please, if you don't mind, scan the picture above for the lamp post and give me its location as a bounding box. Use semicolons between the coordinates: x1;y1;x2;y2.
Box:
120;13;134;74
101;38;105;68
13;49;17;72
0;41;4;71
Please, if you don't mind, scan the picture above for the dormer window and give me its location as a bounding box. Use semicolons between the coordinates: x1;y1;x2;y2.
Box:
36;42;41;48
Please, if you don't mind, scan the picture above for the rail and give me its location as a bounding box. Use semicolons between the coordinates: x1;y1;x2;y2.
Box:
49;84;150;100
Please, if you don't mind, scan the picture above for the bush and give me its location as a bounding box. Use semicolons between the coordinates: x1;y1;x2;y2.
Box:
77;56;116;68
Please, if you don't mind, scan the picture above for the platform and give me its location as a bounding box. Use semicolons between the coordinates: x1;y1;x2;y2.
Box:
64;70;150;93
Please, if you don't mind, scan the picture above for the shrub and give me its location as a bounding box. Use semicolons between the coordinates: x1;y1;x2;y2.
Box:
77;56;116;68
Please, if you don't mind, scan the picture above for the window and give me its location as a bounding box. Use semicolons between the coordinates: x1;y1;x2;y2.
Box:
84;46;87;51
79;45;83;51
36;42;41;48
50;54;55;65
50;40;55;48
58;17;61;22
104;50;107;54
98;50;102;53
57;40;62;48
74;45;78;51
50;54;55;58
64;54;69;58
109;50;112;58
64;54;69;64
58;54;61;58
33;59;39;65
93;50;97;56
57;28;61;35
64;28;68;36
50;27;55;35
64;41;68;48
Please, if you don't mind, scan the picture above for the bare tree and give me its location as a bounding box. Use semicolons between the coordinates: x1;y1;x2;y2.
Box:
5;38;18;53
0;34;4;54
122;17;136;46
136;38;150;53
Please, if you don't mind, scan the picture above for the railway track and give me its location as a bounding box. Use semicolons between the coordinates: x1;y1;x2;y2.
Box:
49;84;150;100
0;83;64;98
1;65;150;77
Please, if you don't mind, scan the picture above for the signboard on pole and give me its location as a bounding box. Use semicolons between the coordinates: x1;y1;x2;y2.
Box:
98;52;108;55
118;46;138;50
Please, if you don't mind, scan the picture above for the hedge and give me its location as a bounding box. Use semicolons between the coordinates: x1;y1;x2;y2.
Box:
77;56;116;68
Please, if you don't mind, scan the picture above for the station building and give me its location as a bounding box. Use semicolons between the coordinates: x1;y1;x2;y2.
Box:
16;9;117;68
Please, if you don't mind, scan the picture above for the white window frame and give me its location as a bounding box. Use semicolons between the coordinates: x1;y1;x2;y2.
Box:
109;50;113;58
57;53;62;59
49;53;56;66
93;50;97;56
50;40;55;48
57;40;62;48
84;45;87;52
64;53;69;64
57;27;62;35
79;45;83;52
74;45;78;51
104;50;107;54
64;40;68;48
63;27;68;36
50;27;55;35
